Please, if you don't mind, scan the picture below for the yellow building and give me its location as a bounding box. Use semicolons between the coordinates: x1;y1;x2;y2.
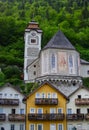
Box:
25;82;68;130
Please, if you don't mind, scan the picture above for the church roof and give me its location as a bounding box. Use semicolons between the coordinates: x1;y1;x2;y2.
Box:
43;31;75;50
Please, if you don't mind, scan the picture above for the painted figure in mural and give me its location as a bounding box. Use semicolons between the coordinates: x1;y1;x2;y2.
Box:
58;52;67;71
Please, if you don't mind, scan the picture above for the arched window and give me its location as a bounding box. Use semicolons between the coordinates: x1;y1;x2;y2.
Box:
51;54;55;69
69;55;73;67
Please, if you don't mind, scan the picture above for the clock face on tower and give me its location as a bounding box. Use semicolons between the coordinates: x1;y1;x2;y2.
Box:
31;32;36;36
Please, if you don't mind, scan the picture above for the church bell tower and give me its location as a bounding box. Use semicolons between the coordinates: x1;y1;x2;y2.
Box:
24;21;42;82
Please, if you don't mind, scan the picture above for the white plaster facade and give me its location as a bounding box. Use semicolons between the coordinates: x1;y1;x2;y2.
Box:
67;87;89;130
80;64;89;78
0;83;25;130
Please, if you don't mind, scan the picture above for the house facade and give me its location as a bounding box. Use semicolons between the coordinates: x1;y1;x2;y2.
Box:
67;86;89;130
25;82;68;130
0;83;25;130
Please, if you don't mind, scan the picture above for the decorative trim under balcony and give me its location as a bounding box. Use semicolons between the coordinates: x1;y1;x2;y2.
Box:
75;98;89;105
66;114;84;120
35;98;58;105
0;99;19;106
28;113;65;121
8;114;25;122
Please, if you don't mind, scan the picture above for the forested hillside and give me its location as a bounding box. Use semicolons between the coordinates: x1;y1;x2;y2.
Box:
0;0;89;87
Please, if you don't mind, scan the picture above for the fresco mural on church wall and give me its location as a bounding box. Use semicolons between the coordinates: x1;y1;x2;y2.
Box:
58;52;68;72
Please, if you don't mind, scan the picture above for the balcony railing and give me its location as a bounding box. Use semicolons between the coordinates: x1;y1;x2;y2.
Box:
85;113;89;120
66;114;84;120
0;99;19;106
8;114;25;121
35;98;58;105
75;98;89;105
0;114;6;121
28;113;64;121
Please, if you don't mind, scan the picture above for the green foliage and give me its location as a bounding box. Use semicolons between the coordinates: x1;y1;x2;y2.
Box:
20;82;39;95
82;77;89;88
0;0;89;87
0;71;5;86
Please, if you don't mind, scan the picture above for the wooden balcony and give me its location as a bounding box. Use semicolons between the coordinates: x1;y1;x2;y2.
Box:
0;114;6;121
8;114;25;121
85;113;89;120
35;98;58;105
66;114;84;120
75;98;89;105
0;99;19;106
28;113;65;121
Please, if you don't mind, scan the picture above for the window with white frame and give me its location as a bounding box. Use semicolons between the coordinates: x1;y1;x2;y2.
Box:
51;54;56;69
47;93;51;98
42;93;46;98
20;124;24;130
67;125;73;130
20;109;24;114
67;108;72;114
50;108;56;114
58;124;63;130
4;93;7;97
51;53;57;73
0;108;3;113
31;39;36;44
36;93;40;98
50;124;56;130
30;124;35;130
30;108;35;113
37;108;43;114
52;93;57;98
37;124;43;130
11;124;15;130
58;108;63;114
14;94;18;98
10;94;12;97
87;124;89;130
0;93;2;98
77;124;82;130
68;55;75;74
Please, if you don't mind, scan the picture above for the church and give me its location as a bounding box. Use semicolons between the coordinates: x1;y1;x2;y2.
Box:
24;21;89;87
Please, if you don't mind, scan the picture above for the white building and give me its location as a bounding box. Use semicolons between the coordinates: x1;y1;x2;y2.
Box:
67;86;89;130
0;83;25;130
